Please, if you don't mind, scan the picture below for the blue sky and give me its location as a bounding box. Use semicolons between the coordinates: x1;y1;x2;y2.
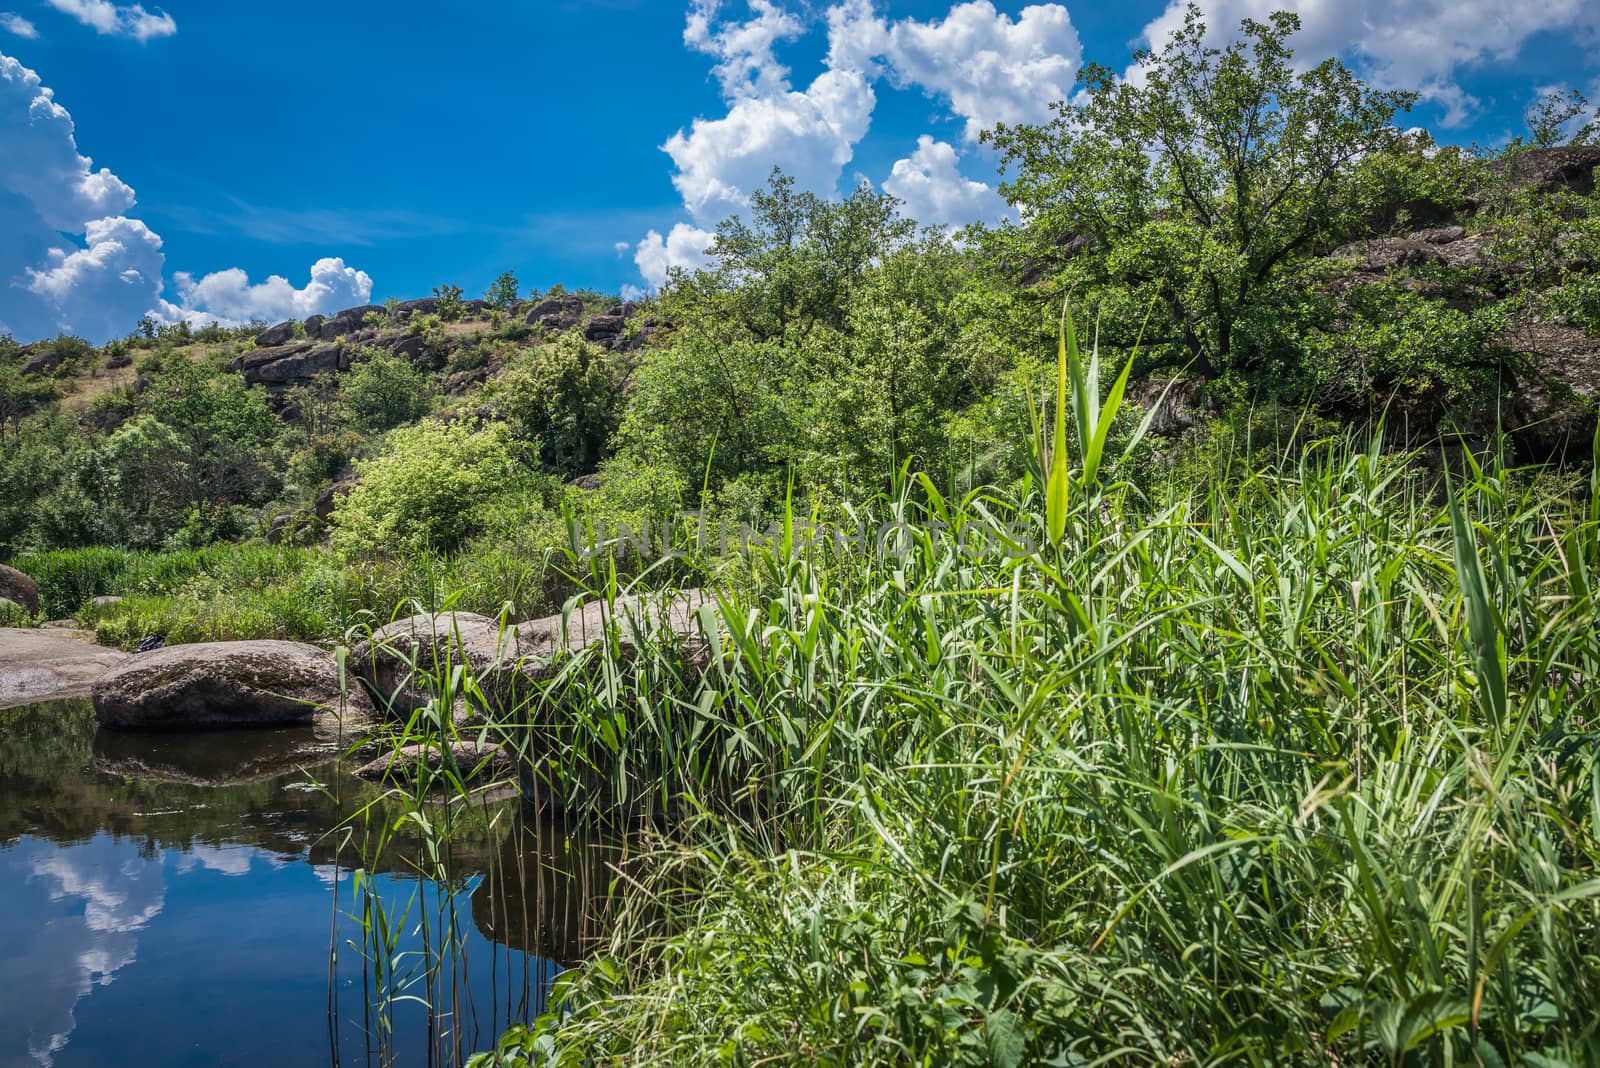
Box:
2;0;1597;342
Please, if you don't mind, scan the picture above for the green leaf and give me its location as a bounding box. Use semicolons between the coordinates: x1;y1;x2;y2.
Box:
985;1009;1026;1068
1046;299;1073;545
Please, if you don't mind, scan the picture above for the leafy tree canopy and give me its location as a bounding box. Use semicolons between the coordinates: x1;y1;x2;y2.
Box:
985;5;1429;381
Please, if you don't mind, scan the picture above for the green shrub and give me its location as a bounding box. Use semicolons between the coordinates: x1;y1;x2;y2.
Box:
342;348;434;432
331;420;529;559
490;335;622;478
0;598;32;627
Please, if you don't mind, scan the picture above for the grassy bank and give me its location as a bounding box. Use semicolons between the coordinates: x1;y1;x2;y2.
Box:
428;418;1600;1065
13;537;578;648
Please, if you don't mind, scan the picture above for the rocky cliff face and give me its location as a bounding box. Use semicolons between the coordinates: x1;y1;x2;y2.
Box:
235;297;663;406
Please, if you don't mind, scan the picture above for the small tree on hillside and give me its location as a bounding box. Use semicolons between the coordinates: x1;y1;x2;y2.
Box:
985;5;1421;381
486;270;521;312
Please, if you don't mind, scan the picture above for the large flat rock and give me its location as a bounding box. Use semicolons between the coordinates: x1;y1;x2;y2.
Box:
92;639;374;732
0;628;130;710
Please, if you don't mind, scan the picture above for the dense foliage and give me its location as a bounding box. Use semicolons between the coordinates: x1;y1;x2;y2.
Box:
2;15;1599;1061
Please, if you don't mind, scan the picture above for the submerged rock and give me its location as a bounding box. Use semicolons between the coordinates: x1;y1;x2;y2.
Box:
93;640;374;731
354;737;514;787
0;564;39;614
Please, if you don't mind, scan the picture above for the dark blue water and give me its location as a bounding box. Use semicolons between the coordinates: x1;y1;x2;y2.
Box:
0;701;609;1068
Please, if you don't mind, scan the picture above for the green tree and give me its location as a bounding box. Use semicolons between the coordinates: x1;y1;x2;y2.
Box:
490;335;621;478
985;5;1419;381
486;270;521;312
1523;88;1596;148
0;361;60;439
342;349;434;432
331;420;522;558
135;359;280;523
433;284;466;322
668;171;917;343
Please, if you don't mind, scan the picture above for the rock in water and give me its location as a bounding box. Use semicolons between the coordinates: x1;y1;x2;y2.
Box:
0;564;40;614
0;629;129;709
93;640;374;731
355;738;513;787
349;612;532;716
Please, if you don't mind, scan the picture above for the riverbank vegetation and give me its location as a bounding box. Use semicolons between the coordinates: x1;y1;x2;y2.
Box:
3;7;1599;1063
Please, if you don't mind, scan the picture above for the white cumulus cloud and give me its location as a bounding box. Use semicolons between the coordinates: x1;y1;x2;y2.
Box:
685;0;804;99
1139;0;1600;127
1;53;135;229
1;12;38;37
861;1;1082;141
664;69;877;224
161;257;374;328
663;1;878;226
634;223;717;288
25;216;166;341
630;0;1079;292
1;49;373;342
882;135;1009;229
44;0;175;41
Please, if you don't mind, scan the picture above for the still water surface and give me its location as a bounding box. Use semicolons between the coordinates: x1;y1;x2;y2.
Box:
0;700;608;1068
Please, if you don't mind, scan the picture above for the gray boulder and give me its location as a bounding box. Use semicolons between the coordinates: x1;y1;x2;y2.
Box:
93;640;374;731
1333;237;1444;270
256;320;298;347
234;341;313;373
1500;318;1600;459
1;629;129;709
350;611;533;715
244;343;346;385
319;304;384;339
393;297;439;320
21;348;63;376
1489;145;1600;196
583;314;626;342
0;564;40;614
524;296;583;331
314;478;356;520
351;592;710;719
355;737;513;787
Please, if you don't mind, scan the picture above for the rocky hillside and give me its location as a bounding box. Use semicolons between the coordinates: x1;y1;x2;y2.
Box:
235;293;666;409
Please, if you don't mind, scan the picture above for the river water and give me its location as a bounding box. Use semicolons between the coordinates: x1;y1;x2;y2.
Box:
0;700;612;1068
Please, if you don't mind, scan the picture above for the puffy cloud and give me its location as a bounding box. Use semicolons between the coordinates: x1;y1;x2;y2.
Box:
663;1;877;225
1;53;135;230
1;12;38;38
882;135;1009;229
1138;0;1600;127
684;0;803;99
634;223;717;288
1;51;153;338
1;50;373;342
160;257;374;328
632;0;1079;292
664;69;876;223
25;216;166;340
44;0;176;41
830;1;1081;141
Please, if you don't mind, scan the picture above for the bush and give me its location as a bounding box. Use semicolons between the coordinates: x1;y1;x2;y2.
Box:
0;598;32;627
490;335;622;478
331;420;531;559
342;348;434;432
